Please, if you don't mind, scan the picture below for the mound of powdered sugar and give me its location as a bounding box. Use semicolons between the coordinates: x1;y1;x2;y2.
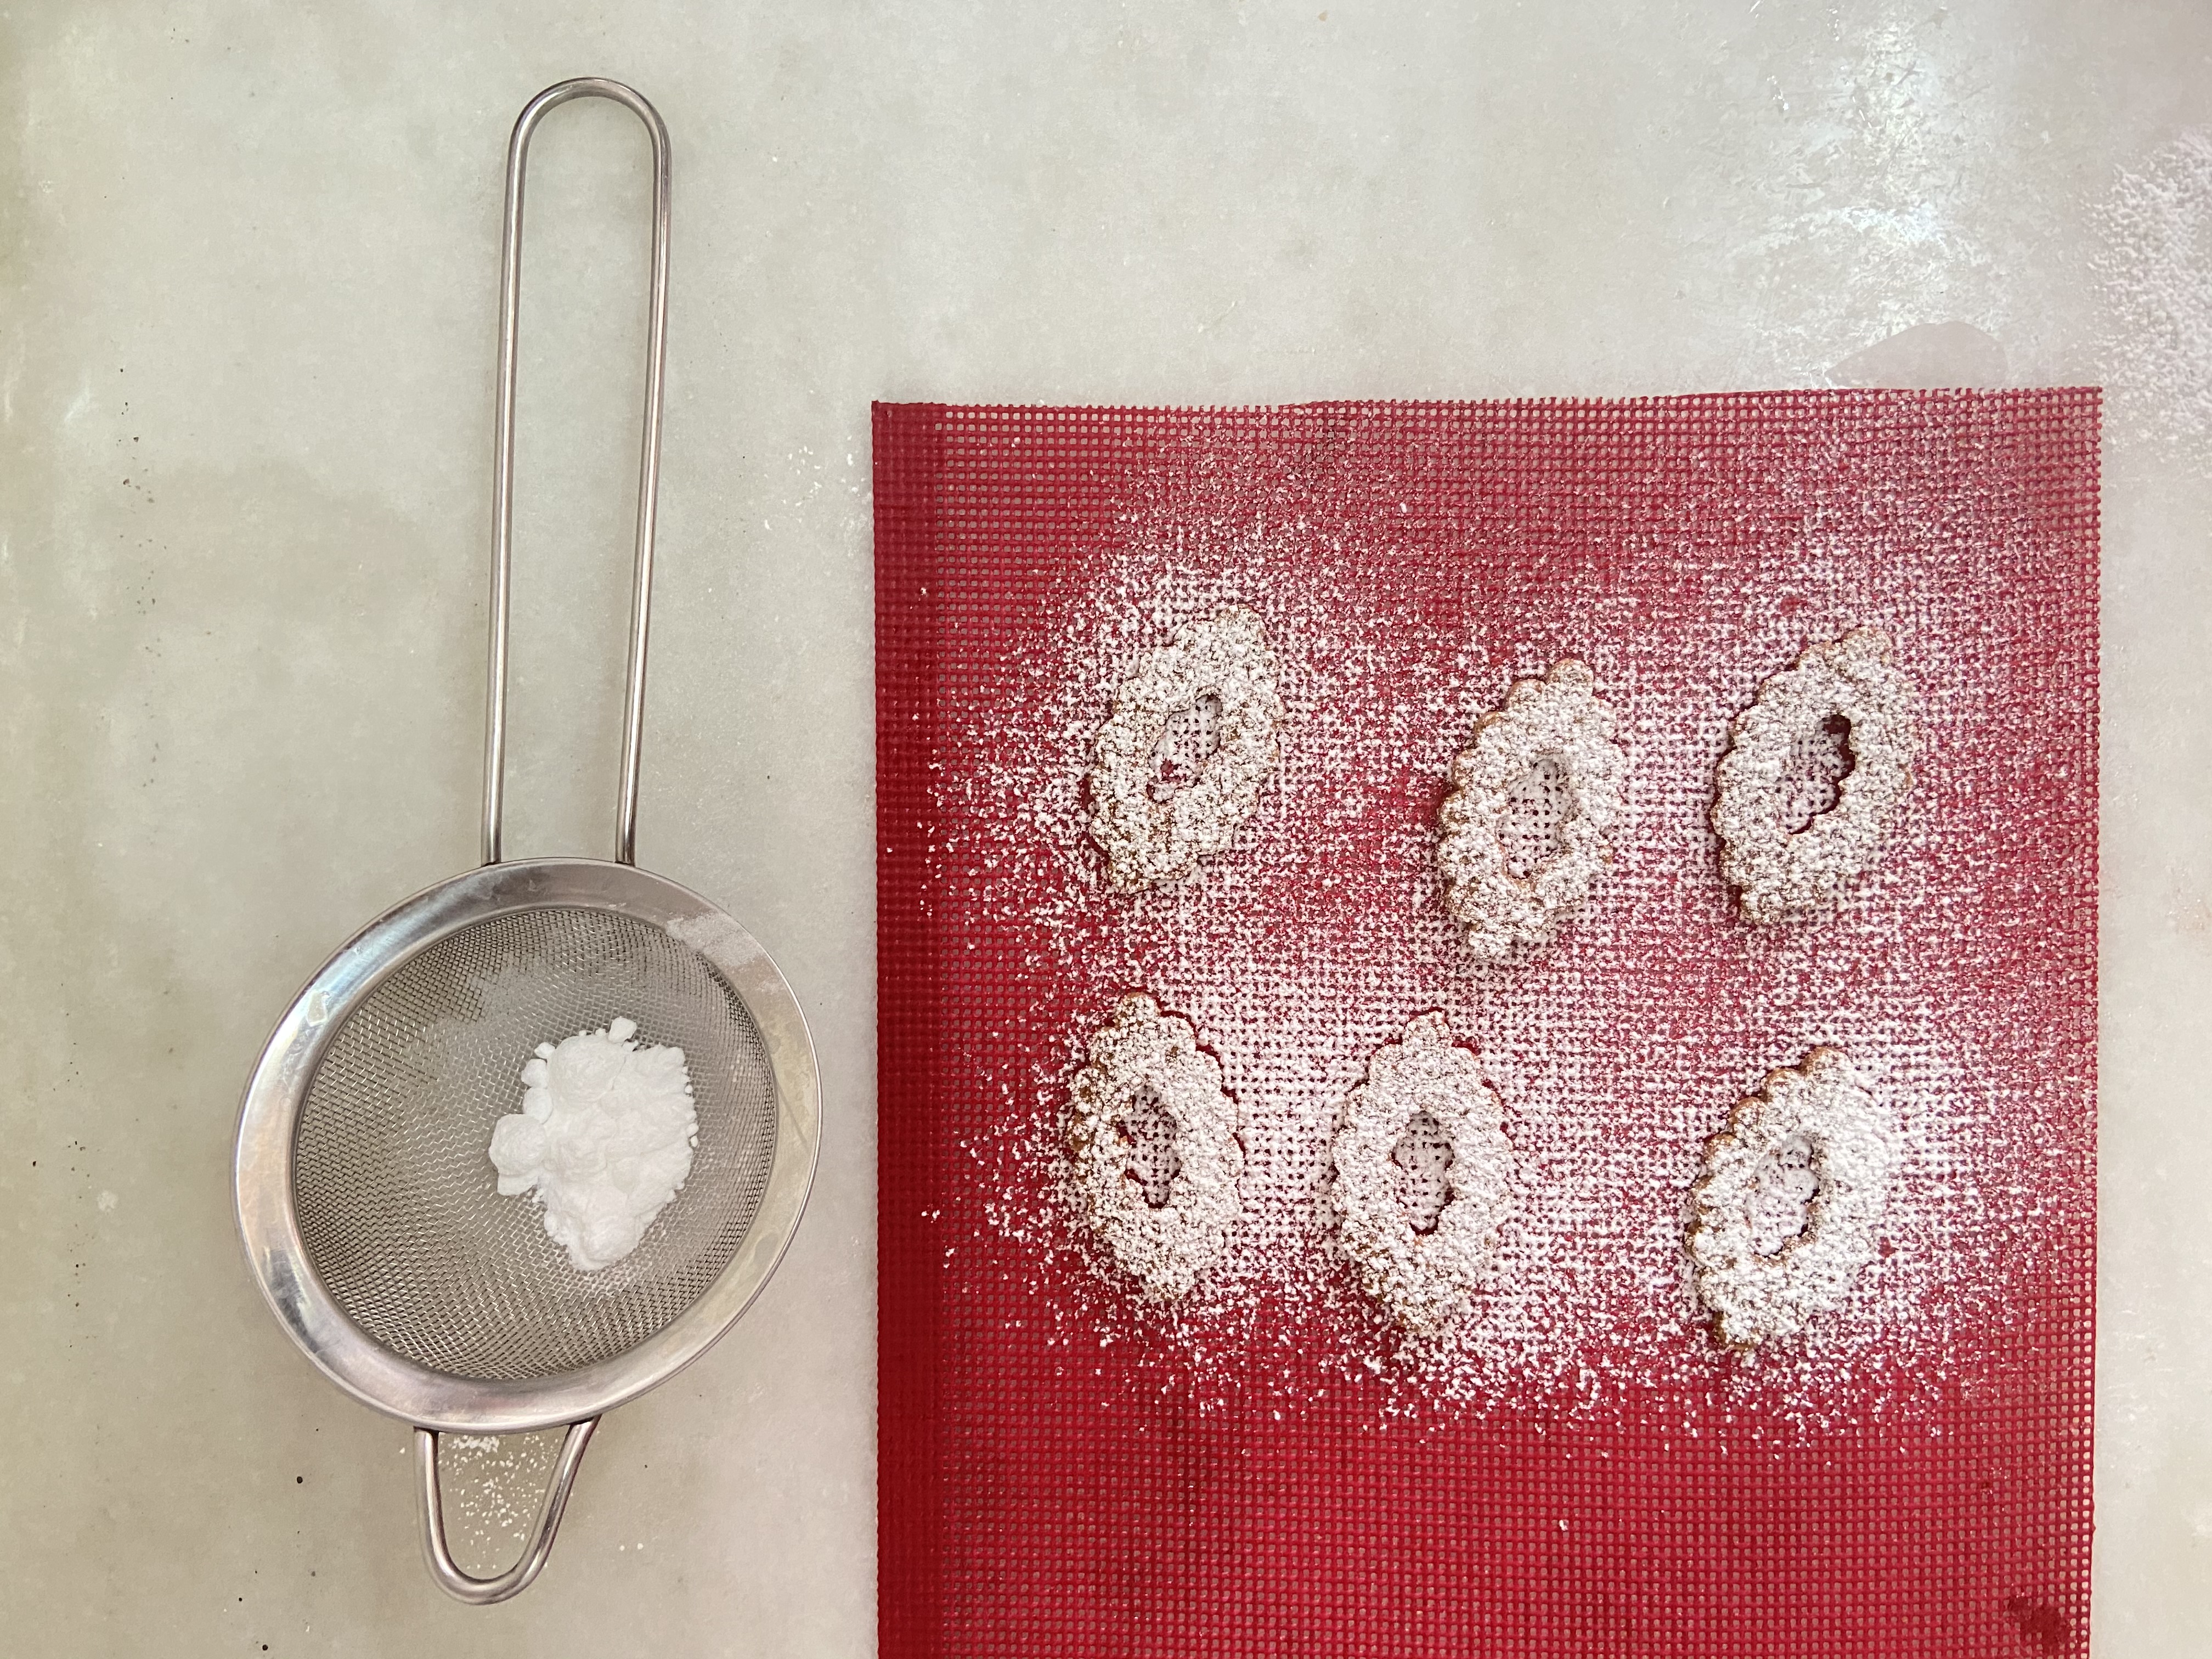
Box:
488;1017;699;1272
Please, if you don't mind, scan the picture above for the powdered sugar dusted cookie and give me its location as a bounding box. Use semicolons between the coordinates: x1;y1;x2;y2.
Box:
1437;659;1627;963
1329;1013;1514;1338
1065;994;1245;1301
1686;1047;1903;1350
1086;606;1283;891
1712;627;1918;924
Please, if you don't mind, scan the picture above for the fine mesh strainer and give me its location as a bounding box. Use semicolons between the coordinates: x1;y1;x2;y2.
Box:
234;78;819;1605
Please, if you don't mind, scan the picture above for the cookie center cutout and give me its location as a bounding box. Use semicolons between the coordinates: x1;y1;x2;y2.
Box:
1391;1109;1456;1234
1146;692;1223;803
1119;1085;1183;1208
1780;713;1855;833
1744;1131;1820;1257
1499;751;1574;881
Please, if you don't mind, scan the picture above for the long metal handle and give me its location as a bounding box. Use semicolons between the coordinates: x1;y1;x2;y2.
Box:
482;77;672;868
416;1419;600;1605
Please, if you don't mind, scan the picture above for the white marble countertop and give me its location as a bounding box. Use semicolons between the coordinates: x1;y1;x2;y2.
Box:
4;2;2208;1653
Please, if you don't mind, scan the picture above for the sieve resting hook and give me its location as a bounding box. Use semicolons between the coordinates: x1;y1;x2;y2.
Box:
416;1419;599;1605
481;75;672;870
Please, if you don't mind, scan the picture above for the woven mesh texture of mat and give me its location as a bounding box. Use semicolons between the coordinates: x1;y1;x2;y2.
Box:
876;393;2097;1659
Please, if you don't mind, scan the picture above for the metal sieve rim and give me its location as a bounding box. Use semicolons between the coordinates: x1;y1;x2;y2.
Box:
234;857;820;1435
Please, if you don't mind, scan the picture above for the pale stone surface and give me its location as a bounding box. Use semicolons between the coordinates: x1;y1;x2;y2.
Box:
0;1;2205;1652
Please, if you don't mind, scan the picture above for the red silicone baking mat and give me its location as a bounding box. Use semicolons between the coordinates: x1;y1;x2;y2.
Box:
874;393;2097;1658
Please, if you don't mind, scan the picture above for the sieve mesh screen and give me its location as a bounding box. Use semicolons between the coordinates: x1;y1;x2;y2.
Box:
292;905;778;1382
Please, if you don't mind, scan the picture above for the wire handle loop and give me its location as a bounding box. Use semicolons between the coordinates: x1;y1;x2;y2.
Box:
482;77;672;868
416;1418;600;1604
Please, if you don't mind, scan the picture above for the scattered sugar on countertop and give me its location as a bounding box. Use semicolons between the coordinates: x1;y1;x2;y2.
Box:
2096;128;2212;462
489;1017;698;1272
436;1430;567;1570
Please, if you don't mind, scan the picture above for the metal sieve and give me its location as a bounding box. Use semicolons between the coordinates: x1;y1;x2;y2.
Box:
234;78;818;1605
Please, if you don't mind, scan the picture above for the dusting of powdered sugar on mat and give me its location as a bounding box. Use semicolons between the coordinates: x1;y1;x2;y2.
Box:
927;424;2058;1435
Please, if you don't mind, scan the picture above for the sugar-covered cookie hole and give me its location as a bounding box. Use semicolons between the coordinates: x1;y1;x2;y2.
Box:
1711;629;1917;924
1146;692;1223;804
1087;608;1283;891
1119;1085;1183;1209
1330;1013;1515;1335
1066;995;1244;1301
1742;1131;1819;1257
1499;751;1575;881
1780;714;1855;833
1686;1047;1901;1347
1437;661;1627;962
1391;1109;1455;1234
